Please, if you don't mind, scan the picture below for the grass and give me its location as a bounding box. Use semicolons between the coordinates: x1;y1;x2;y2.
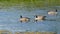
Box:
0;0;60;9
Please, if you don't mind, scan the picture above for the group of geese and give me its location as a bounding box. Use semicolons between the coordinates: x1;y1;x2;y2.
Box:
20;9;58;22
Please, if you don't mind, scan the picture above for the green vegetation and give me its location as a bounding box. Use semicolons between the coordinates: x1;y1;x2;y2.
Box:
0;0;60;9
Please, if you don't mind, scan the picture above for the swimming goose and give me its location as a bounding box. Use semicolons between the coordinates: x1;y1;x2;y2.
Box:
35;15;46;21
48;9;58;15
20;16;30;22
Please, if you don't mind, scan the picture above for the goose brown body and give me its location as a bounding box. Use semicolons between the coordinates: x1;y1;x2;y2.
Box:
20;16;30;22
35;16;46;21
48;10;57;15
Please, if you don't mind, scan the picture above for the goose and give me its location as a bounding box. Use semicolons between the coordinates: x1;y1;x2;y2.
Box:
48;9;58;16
20;16;30;22
35;15;46;21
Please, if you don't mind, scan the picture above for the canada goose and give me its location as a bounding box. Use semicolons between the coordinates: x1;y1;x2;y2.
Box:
48;9;58;16
35;15;46;21
20;16;30;22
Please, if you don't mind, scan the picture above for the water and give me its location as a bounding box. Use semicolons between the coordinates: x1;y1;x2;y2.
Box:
0;7;60;34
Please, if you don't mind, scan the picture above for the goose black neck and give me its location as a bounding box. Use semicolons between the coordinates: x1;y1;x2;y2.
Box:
36;16;37;18
56;9;57;12
20;16;22;18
